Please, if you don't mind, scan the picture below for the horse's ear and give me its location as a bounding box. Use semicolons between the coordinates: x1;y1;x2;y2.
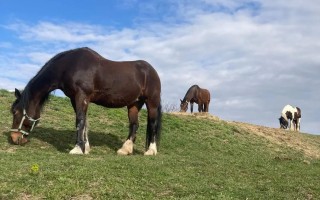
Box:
14;88;21;99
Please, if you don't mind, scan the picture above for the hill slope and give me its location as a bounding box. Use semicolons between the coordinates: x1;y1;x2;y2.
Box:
0;89;320;199
172;112;320;159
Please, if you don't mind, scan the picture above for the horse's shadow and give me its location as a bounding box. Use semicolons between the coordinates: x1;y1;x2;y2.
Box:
14;127;143;154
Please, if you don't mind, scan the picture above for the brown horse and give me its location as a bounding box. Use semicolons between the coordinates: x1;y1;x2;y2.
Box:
10;47;162;155
180;85;210;113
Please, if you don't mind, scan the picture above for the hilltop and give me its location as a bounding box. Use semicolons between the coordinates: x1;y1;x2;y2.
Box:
171;112;320;159
0;89;319;199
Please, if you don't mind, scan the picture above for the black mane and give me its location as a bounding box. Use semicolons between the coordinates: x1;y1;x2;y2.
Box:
11;49;76;111
183;85;199;101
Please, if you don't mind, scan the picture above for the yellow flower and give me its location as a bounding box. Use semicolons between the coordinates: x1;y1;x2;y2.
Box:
31;164;39;173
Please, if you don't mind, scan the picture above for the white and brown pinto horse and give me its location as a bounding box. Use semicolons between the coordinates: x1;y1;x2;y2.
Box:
279;105;301;131
180;85;210;113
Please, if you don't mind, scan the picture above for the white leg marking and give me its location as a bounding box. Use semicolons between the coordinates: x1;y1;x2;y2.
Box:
144;142;157;156
84;141;90;154
117;140;133;155
84;122;90;154
69;144;84;154
70;120;90;155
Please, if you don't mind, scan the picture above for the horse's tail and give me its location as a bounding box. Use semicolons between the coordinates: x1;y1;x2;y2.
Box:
155;103;162;146
296;107;301;118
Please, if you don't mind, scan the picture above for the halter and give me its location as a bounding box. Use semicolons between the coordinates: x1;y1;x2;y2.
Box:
10;109;40;138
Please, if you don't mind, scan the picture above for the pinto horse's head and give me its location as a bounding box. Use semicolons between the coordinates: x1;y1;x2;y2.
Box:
180;99;188;112
279;116;288;129
10;89;38;145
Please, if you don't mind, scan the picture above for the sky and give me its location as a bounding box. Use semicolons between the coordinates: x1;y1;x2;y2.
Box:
0;0;319;134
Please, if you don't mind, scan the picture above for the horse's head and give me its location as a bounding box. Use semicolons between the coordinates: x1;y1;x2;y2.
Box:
10;89;39;145
180;99;188;112
279;116;288;129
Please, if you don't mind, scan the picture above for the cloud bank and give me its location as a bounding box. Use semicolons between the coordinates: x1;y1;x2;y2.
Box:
1;0;319;134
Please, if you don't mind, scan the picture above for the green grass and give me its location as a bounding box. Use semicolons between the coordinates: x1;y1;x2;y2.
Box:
0;89;320;199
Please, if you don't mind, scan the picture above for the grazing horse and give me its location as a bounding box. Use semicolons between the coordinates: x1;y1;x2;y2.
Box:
180;85;210;113
10;47;162;155
279;105;301;131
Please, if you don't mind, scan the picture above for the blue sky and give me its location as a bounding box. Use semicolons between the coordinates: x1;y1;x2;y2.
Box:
1;0;320;134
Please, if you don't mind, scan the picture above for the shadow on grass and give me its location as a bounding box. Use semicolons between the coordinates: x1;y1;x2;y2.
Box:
5;127;145;154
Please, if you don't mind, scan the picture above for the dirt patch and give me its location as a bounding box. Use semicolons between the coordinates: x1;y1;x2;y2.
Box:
16;193;43;200
170;112;221;121
70;194;93;200
230;121;320;159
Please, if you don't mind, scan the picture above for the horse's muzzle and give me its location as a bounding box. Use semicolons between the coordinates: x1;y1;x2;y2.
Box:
280;125;287;129
10;132;29;145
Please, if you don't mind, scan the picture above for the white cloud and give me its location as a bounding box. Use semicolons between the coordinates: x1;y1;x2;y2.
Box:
6;21;108;43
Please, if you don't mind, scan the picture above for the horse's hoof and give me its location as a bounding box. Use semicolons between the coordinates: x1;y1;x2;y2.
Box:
117;148;130;155
69;145;84;154
144;149;157;156
117;140;133;155
144;142;157;155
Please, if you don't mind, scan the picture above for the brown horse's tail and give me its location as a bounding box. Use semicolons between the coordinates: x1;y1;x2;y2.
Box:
156;103;162;146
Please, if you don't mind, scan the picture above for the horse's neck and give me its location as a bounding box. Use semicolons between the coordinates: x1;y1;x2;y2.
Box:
184;89;196;102
24;83;52;117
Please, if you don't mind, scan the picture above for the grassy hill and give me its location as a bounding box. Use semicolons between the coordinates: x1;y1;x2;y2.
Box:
0;89;319;199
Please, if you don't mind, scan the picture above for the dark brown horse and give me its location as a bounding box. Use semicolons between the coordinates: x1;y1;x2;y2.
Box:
180;85;210;113
10;47;162;155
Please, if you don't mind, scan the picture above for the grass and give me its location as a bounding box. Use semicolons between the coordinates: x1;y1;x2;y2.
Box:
0;89;320;199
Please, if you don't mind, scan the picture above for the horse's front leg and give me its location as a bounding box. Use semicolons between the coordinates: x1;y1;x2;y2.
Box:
289;119;294;131
198;103;203;112
70;97;90;154
190;103;194;113
117;102;143;155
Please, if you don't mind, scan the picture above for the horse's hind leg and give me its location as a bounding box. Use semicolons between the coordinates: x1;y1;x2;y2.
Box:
144;102;162;156
117;101;144;155
204;102;209;112
198;103;203;112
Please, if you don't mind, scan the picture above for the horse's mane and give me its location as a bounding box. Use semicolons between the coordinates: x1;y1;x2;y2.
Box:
19;48;81;111
18;47;98;111
187;85;200;93
183;85;200;101
30;48;77;82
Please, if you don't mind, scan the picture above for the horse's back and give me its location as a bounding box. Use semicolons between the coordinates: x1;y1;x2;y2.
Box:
281;105;301;119
48;47;160;107
282;105;294;113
